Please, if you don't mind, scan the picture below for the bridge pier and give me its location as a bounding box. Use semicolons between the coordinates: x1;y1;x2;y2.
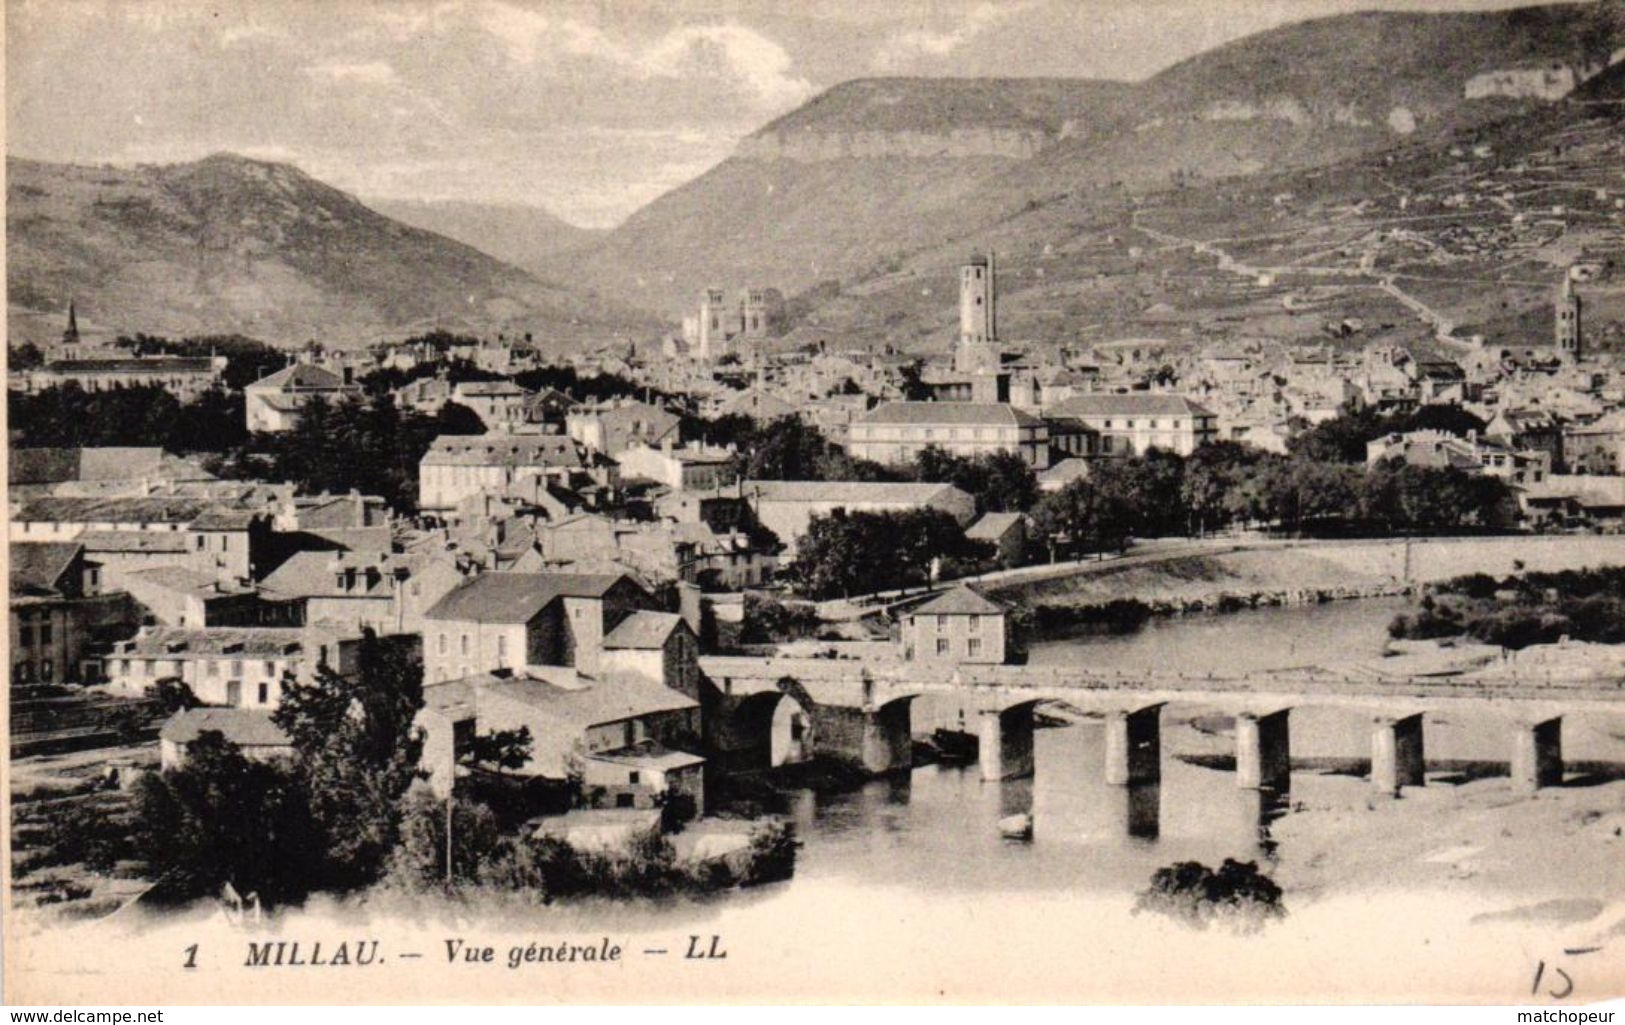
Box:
1510;717;1563;792
1371;713;1426;796
1112;781;1160;840
1104;705;1162;785
978;705;1035;783
859;701;913;775
1235;710;1291;792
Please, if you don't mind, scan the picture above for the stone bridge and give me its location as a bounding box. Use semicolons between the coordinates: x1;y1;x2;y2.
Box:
699;656;1625;797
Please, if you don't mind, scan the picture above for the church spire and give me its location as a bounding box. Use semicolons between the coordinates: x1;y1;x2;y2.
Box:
63;301;80;345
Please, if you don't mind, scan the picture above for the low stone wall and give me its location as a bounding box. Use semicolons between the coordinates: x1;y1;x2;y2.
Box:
1299;535;1625;584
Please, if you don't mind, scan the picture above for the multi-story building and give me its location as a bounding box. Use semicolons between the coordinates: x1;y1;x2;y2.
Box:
566;400;681;457
16;355;228;400
1042;394;1217;457
743;480;976;558
421;571;651;684
846;402;1051;469
616;441;738;492
10;542;136;685
418;434;581;515
258;549;465;634
244;363;364;433
452;380;534;431
1366;430;1550;486
104;627;308;707
899;586;1009;665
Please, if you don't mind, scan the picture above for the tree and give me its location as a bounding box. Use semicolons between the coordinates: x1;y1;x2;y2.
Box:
132;731;322;904
435;400;487;436
463;727;533;775
786;508;976;598
914;447;1039;514
742;416;837;481
150;677;200;716
9;342;44;370
1090;449;1185;540
1181;441;1267;534
272;631;425;891
1031;477;1101;558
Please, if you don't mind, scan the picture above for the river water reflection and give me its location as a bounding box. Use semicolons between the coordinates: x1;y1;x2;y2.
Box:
775;601;1415;895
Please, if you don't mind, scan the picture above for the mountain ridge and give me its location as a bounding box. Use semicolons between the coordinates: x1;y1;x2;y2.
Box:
7;153;656;350
546;0;1625;316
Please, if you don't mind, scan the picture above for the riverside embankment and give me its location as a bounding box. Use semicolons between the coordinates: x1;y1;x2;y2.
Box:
984;535;1625;627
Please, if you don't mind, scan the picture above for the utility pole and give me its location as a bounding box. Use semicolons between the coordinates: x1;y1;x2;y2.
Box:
445;794;454;884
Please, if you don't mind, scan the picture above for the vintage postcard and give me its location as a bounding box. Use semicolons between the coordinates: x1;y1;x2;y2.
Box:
5;0;1625;1007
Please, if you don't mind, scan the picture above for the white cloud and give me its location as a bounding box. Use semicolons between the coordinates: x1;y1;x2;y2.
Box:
304;60;398;86
469;1;810;111
872;2;1025;71
642;24;815;109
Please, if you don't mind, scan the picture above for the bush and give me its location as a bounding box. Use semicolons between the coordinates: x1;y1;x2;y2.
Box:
1388;605;1464;640
1134;858;1286;933
741;594;820;644
1465;608;1570;649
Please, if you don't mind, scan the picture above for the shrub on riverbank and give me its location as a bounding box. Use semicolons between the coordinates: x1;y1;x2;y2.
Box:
382;793;796;901
1134;858;1286;933
1392;567;1625;648
1031;598;1152;636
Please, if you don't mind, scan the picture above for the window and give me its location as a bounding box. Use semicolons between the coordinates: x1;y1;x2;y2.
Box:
628;771;641;785
438;633;448;655
196;536;206;550
616;793;635;808
968;638;983;656
206;660;219;677
968;615;980;633
231;660;243;678
264;661;275;676
119;659;130;676
258;682;269;704
936;638;950;655
40;660;53;680
39;620;52;645
142;660;153;677
19;620;33;647
497;635;508;664
937;615;948;629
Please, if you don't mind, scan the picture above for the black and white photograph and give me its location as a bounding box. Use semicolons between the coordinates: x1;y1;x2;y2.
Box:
5;0;1625;1007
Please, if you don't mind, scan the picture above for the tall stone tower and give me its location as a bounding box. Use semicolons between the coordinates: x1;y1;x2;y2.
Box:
697;287;730;362
1555;273;1582;362
63;302;80;345
955;253;999;374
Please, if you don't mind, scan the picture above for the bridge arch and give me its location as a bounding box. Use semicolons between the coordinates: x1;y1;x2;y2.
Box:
718;690;811;772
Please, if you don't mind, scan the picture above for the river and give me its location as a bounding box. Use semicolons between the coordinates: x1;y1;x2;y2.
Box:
89;597;1623;1003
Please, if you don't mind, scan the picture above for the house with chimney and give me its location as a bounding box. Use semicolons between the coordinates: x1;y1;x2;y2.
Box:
244;363;364;433
566;400;681;457
418;434;582;516
10;541;137;686
415;572;706;806
420;572;652;684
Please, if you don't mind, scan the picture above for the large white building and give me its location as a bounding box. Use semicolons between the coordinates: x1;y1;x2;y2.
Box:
1043;394;1217;456
743;479;976;557
417;434;581;515
244;363;363;433
846;402;1051;469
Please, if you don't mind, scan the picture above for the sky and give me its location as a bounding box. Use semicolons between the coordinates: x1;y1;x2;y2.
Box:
5;0;1577;228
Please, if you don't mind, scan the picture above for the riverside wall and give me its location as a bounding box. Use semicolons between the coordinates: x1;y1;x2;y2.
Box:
1298;535;1625;583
